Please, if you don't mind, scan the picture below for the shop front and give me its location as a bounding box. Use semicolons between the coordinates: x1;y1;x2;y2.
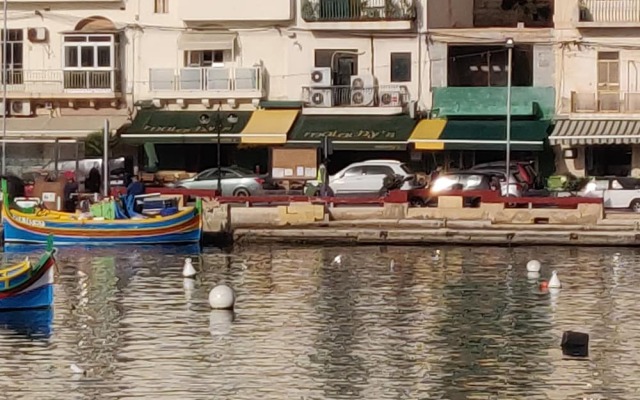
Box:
408;118;554;174
550;119;640;178
120;108;299;174
286;115;417;174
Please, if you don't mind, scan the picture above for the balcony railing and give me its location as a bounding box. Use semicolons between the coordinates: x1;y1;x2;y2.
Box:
2;69;121;93
149;67;262;93
580;0;640;23
571;91;640;113
302;85;410;108
301;0;416;22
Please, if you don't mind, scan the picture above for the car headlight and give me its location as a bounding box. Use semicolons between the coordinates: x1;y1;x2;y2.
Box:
431;177;455;193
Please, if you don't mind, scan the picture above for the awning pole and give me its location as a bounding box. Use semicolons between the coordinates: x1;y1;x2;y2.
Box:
54;139;59;175
1;0;8;176
103;119;109;197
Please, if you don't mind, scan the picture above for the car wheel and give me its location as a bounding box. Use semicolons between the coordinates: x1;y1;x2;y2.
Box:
630;199;640;212
233;188;250;197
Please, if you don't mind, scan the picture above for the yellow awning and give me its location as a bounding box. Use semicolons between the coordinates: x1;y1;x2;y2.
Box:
240;109;298;145
408;119;447;150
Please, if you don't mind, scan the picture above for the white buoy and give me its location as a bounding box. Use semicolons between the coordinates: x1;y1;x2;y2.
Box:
209;310;235;336
526;260;541;273
390;259;395;272
527;271;540;281
182;257;197;278
432;250;441;261
548;270;562;288
209;285;235;310
332;255;342;265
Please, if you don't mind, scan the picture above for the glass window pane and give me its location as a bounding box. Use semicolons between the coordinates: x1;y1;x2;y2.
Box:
390;52;411;82
609;62;620;84
97;46;111;67
81;46;94;67
65;47;78;67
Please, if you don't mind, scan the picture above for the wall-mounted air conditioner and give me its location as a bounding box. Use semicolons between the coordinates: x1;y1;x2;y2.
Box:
378;90;402;107
310;67;332;87
9;100;32;117
350;74;377;107
28;27;48;43
308;89;333;107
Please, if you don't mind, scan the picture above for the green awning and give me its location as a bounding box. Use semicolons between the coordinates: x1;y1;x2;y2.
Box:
410;119;551;151
287;115;416;151
120;109;251;144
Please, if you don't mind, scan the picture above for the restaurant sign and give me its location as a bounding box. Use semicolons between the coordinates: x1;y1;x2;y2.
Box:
142;125;237;133
302;130;397;140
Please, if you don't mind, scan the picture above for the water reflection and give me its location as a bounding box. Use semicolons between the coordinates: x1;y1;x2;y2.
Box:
0;308;53;339
0;244;640;398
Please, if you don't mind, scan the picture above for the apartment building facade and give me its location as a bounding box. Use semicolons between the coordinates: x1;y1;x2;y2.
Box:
1;0;133;174
551;0;640;178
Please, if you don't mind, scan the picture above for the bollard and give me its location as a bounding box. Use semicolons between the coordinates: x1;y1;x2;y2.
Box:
561;331;589;357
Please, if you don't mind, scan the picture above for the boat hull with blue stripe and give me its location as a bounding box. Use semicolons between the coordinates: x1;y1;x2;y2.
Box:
0;246;57;310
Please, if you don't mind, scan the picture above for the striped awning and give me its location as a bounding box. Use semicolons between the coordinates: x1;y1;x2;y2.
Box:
549;119;640;145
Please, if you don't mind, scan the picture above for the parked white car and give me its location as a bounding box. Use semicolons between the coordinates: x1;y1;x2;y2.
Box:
309;159;423;196
579;176;640;211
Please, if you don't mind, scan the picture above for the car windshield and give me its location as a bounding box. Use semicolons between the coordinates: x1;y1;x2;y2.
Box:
399;163;414;174
230;166;256;176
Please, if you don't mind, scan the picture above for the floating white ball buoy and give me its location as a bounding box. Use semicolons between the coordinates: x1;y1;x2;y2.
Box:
432;249;441;261
332;255;342;265
526;260;541;273
209;285;235;310
527;271;540;281
182;257;197;278
548;270;562;288
209;310;235;336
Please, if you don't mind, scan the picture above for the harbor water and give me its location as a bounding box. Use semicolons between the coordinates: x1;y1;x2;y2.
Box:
0;244;639;399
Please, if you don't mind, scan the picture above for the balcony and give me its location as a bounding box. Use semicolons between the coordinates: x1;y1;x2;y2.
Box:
432;87;555;119
579;0;640;26
179;0;293;23
571;91;640;113
301;0;415;30
147;67;264;100
301;85;410;115
3;69;121;98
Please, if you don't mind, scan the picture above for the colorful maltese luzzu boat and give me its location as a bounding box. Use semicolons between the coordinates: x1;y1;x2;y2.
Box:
0;236;57;310
1;179;203;245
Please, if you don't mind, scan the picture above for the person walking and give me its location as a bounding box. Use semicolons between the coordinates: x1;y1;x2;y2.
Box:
86;163;101;193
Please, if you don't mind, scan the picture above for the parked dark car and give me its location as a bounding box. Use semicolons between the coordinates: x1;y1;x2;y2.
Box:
470;161;541;189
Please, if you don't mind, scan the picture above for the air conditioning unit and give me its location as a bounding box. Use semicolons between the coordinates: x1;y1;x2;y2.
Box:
9;100;32;117
310;67;332;87
379;90;402;107
350;74;377;107
28;27;48;43
308;89;333;107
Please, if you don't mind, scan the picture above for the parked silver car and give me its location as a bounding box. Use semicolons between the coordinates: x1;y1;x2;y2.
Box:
166;166;265;196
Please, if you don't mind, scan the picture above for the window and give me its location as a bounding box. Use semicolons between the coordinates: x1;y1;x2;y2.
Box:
1;29;23;84
154;0;169;14
447;45;533;87
62;34;119;90
597;52;620;111
185;50;224;67
343;166;364;177
363;166;394;176
390;53;411;82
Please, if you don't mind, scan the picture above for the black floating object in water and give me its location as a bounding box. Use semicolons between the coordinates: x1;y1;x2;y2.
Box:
561;331;589;357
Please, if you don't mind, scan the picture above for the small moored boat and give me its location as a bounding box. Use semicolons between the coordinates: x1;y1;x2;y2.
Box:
0;236;57;310
1;179;203;246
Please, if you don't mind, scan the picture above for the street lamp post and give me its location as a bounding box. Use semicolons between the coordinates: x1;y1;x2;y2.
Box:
505;38;514;194
199;109;238;197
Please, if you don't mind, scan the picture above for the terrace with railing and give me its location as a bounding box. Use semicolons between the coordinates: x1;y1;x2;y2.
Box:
301;0;415;22
147;66;264;99
3;69;121;96
571;91;640;113
579;0;640;24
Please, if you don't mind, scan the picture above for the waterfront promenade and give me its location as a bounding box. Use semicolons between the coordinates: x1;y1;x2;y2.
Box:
202;194;640;247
